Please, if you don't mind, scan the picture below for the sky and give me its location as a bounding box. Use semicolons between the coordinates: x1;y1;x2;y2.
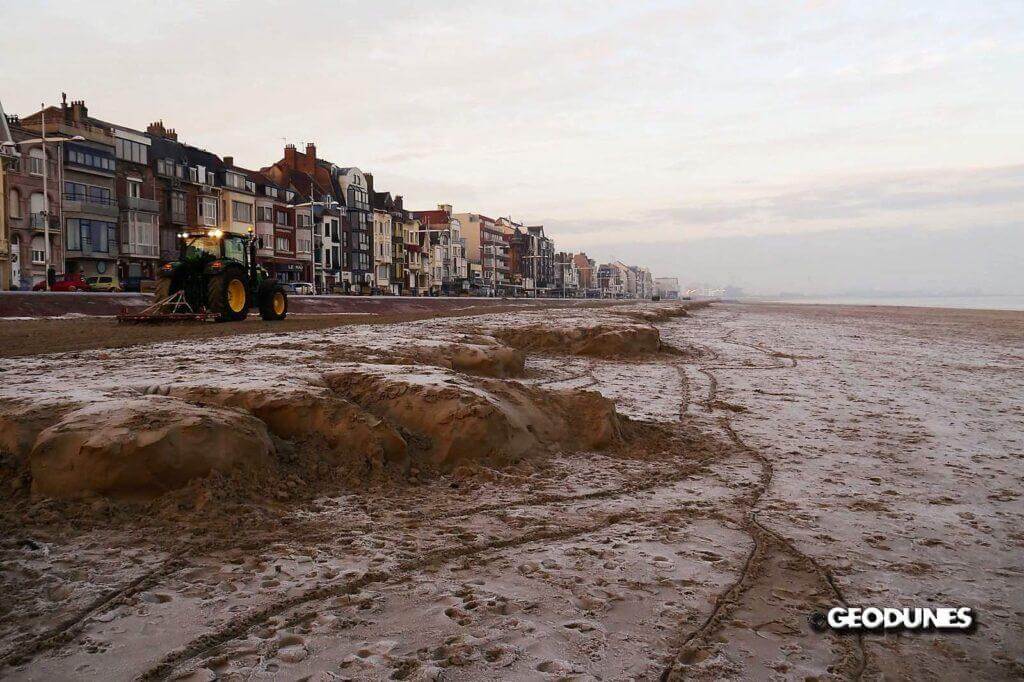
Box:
3;0;1022;294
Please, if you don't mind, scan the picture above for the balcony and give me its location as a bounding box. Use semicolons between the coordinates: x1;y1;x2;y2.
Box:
121;242;160;258
28;213;60;232
63;194;119;218
121;196;160;213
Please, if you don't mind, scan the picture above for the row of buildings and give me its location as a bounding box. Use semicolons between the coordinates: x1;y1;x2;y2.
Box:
0;95;655;297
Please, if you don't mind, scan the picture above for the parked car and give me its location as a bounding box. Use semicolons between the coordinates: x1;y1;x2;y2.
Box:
33;273;92;292
291;282;315;295
85;275;122;292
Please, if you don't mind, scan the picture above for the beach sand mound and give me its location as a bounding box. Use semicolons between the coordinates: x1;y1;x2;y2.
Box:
30;396;274;500
167;385;408;470
327;336;525;378
324;365;620;470
0;399;82;460
492;322;661;358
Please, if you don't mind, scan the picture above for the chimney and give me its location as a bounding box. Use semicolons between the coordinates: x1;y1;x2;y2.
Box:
70;100;88;124
146;121;177;141
394;195;403;210
223;156;234;167
284;143;296;167
305;142;316;160
438;203;452;215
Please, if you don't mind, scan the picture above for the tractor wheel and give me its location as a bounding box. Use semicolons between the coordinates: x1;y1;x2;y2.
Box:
208;271;250;322
258;283;288;321
153;277;173;303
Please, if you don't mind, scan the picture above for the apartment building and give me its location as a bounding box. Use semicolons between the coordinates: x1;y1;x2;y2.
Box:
146;121;220;262
453;212;510;295
573;252;597;296
371;208;392;293
369;184;408;295
263;144;371;293
110;125;159;286
527;225;555;295
314;204;342;292
412;204;468;295
1;116;63;289
507;222;536;296
554;251;580;297
21;100;117;280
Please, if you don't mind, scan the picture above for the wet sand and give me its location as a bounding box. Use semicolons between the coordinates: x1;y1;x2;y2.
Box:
0;302;1021;680
0;299;625;359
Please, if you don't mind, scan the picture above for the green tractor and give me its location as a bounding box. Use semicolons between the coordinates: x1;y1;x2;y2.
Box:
153;229;288;322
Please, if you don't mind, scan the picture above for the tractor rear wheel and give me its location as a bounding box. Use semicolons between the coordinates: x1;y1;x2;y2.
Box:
208;271;250;322
258;282;288;321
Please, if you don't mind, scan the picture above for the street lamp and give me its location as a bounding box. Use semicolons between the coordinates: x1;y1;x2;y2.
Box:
2;122;86;291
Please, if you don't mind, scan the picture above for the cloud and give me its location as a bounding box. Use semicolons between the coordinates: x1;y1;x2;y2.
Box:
545;164;1024;248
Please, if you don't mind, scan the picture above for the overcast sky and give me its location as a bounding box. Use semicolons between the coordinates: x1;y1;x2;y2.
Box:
4;0;1022;293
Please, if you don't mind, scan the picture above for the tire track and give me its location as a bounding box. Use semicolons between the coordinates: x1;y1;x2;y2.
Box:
661;322;867;681
136;506;703;681
0;544;196;670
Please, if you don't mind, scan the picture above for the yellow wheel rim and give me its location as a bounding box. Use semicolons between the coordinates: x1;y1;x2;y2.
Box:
227;279;246;313
273;291;285;315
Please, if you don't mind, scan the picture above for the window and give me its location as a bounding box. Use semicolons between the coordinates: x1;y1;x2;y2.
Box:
157;158;185;178
225;172;246;190
28;148;46;175
232;201;253;223
124;213;158;256
66;219;80;250
70;218;115;253
297;213;311;228
275;210;289;226
115;138;148;164
257;206;273;222
171;192;186;223
31;236;45;263
198;197;217;226
347;186;368;211
265;187;278;199
66;144;115;172
275;236;289;252
8;189;20;218
127;180;141;198
30;192;45;217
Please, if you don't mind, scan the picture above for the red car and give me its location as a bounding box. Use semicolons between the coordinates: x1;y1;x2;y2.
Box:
32;274;93;292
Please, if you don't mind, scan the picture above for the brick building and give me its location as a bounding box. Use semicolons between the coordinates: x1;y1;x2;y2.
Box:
1;116;63;289
21;100;118;280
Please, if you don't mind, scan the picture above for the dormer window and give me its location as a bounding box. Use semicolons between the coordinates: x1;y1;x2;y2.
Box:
265;186;278;199
225;172;246;190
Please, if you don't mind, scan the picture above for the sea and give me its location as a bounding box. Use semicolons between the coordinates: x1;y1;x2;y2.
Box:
757;295;1024;312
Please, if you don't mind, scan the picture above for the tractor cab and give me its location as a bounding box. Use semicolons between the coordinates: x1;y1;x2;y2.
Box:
182;230;248;263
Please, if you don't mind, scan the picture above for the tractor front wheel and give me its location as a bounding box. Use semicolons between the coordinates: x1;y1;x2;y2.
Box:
208;271;250;322
258;283;288;321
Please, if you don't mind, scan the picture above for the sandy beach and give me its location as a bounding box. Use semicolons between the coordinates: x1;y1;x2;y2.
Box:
0;301;1021;680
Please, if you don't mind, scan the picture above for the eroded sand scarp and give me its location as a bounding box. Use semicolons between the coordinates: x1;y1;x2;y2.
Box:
1;300;1021;681
325;364;620;469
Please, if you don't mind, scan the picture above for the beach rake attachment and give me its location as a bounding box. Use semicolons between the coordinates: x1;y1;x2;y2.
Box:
116;290;213;324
